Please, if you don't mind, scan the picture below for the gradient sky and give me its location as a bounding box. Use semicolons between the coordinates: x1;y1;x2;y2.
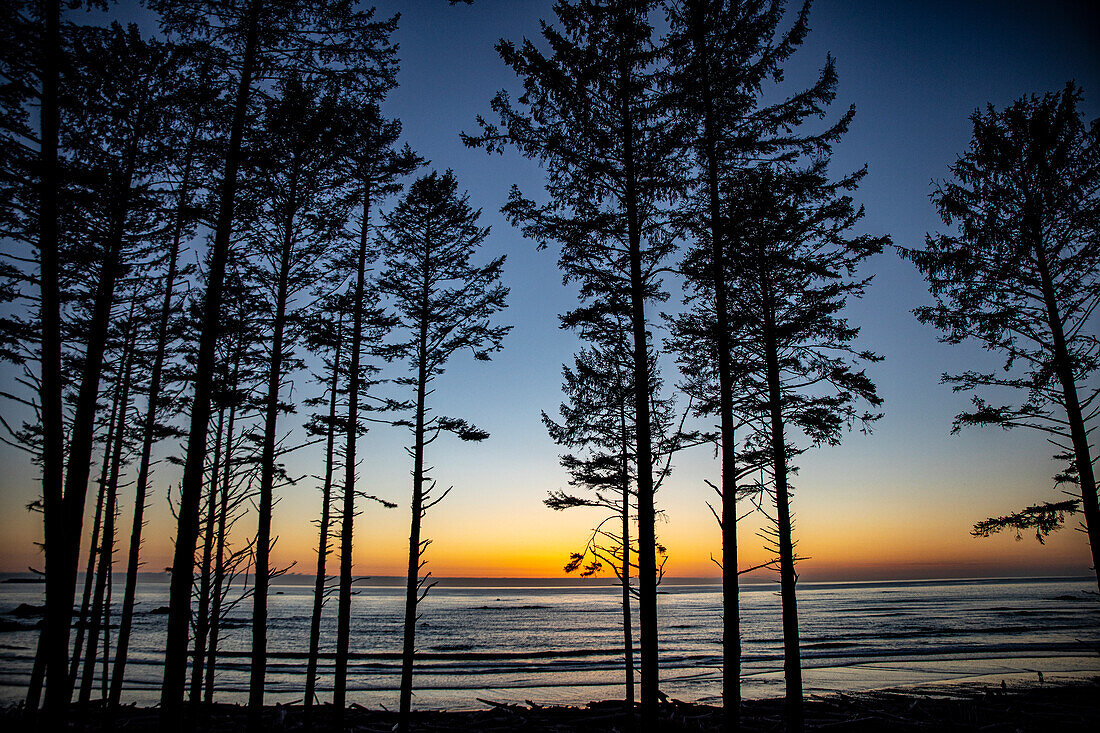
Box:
1;0;1099;580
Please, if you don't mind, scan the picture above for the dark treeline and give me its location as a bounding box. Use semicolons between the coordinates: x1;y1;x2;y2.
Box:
0;1;1096;733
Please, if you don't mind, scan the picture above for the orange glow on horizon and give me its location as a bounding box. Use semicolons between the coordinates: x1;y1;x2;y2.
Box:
2;496;1090;582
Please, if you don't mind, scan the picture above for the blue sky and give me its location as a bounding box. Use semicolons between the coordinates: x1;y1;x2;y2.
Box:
2;0;1098;579
342;0;1100;577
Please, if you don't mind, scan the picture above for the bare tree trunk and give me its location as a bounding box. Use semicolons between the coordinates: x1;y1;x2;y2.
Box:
24;635;45;717
689;4;740;728
397;300;430;733
619;397;634;708
247;185;298;732
100;533;112;703
1034;240;1100;592
37;1;67;721
69;389;119;689
761;271;803;733
79;318;136;708
305;318;343;725
334;181;373;721
205;348;242;705
161;6;260;720
191;406;225;703
618;41;659;723
111;130;195;708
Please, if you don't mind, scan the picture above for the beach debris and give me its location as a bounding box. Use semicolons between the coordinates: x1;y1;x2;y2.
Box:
1;679;1097;731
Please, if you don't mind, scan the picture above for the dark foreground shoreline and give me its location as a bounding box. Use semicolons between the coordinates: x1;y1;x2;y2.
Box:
4;679;1098;731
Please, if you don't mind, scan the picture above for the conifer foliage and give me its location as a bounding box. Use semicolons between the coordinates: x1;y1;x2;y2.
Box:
466;1;687;715
2;2;1097;731
378;169;509;732
905;83;1100;592
662;1;858;725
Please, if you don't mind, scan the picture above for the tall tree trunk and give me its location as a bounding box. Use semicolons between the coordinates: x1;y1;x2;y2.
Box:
24;631;45;717
161;5;260;718
247;180;298;732
191;407;226;703
334;180;373;720
79;318;136;708
618;36;659;722
690;3;740;728
398;287;431;733
204;348;242;705
51;103;140;717
78;484;108;707
305;317;343;725
37;0;66;719
619;396;634;708
1034;240;1100;592
100;532;112;703
69;389;119;689
111;129;195;707
760;268;803;733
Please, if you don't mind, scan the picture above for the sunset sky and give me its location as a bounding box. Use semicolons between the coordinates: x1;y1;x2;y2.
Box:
1;0;1098;581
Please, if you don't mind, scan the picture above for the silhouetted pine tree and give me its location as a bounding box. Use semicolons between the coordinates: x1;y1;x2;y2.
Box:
903;83;1100;592
332;101;418;723
0;2;67;718
465;1;688;715
377;170;509;733
148;0;263;712
664;1;856;725
146;1;401;719
301;299;345;722
544;342;638;705
542;300;684;707
244;74;354;721
725;163;886;731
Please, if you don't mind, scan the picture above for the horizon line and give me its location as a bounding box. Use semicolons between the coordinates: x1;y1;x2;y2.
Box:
1;571;1092;586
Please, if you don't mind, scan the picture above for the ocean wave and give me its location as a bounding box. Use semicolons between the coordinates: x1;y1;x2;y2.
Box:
2;576;1097;707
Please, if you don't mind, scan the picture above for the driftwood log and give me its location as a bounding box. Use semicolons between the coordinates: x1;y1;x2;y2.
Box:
3;678;1097;732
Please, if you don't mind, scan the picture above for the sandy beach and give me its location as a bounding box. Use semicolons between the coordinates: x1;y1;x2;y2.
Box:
4;677;1098;731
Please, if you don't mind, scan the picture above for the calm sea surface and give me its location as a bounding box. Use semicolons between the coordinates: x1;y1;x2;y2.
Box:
1;576;1097;709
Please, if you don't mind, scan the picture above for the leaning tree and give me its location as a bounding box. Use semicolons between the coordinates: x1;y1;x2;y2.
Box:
145;4;400;720
904;83;1100;591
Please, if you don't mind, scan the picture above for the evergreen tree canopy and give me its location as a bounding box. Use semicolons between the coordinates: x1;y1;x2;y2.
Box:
904;82;1100;587
379;169;509;386
907;83;1100;439
726;163;885;446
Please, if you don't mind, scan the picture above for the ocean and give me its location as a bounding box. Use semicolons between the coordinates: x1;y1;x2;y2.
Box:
1;575;1097;709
